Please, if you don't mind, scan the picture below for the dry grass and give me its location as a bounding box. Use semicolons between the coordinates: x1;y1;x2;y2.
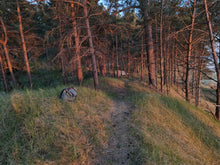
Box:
128;82;220;164
1;78;220;164
0;85;113;164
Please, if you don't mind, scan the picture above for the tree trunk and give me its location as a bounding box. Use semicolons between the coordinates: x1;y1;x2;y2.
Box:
185;0;196;102
121;40;126;73
121;51;126;73
61;56;66;84
112;45;115;77
127;39;130;77
17;0;32;88
144;11;156;87
171;42;175;86
83;0;99;89
174;42;177;85
155;15;158;87
107;54;110;75
0;17;17;88
116;36;119;78
141;37;144;81
0;54;8;92
3;43;17;88
204;0;219;120
195;48;204;106
57;1;66;84
160;0;164;92
164;34;169;94
191;52;196;98
71;3;83;85
102;55;106;77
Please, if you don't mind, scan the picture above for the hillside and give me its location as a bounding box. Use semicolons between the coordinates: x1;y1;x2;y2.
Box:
0;78;220;164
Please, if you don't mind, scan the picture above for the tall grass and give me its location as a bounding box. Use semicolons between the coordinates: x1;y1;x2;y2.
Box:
128;82;220;165
0;85;112;164
1;78;220;164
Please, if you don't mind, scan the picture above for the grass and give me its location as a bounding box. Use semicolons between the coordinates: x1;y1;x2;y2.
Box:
128;82;220;165
0;77;220;164
83;77;126;99
0;85;112;164
201;86;216;103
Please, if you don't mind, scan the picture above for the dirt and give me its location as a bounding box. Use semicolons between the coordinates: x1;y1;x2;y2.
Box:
94;88;135;165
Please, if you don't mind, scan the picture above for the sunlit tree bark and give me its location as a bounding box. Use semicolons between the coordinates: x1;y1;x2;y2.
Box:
0;53;8;92
160;0;164;92
195;47;204;106
141;37;144;81
185;0;197;102
71;2;83;85
139;0;157;87
17;0;32;88
83;0;99;89
0;17;17;88
204;0;219;120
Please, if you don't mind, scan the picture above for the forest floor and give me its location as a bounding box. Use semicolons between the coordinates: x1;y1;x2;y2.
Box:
95;86;135;164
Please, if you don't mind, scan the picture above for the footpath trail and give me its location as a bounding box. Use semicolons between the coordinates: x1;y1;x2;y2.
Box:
95;87;135;165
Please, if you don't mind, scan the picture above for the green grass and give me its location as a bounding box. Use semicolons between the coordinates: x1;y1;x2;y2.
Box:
0;85;112;164
83;77;127;99
128;82;220;165
1;78;220;164
201;86;216;103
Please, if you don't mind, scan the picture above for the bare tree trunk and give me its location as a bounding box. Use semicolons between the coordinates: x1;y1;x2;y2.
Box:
116;54;119;78
116;36;119;78
121;40;126;73
144;10;156;87
195;48;204;106
167;39;172;94
133;59;136;77
71;3;83;85
204;0;220;120
0;17;17;88
57;1;66;84
141;37;144;81
155;15;158;87
16;0;32;88
171;42;175;86
164;34;169;94
107;56;110;75
160;0;164;92
112;45;115;77
163;33;167;86
61;57;66;84
185;0;196;102
98;59;101;74
102;55;106;77
127;39;130;77
174;44;177;85
191;52;196;98
83;0;99;89
0;53;8;92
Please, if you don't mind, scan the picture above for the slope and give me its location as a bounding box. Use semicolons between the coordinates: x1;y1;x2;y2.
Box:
0;78;219;164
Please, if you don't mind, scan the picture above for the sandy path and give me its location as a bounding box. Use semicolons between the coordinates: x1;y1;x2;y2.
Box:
95;89;135;165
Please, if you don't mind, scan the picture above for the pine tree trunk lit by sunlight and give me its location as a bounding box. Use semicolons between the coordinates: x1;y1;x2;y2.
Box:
17;0;32;88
